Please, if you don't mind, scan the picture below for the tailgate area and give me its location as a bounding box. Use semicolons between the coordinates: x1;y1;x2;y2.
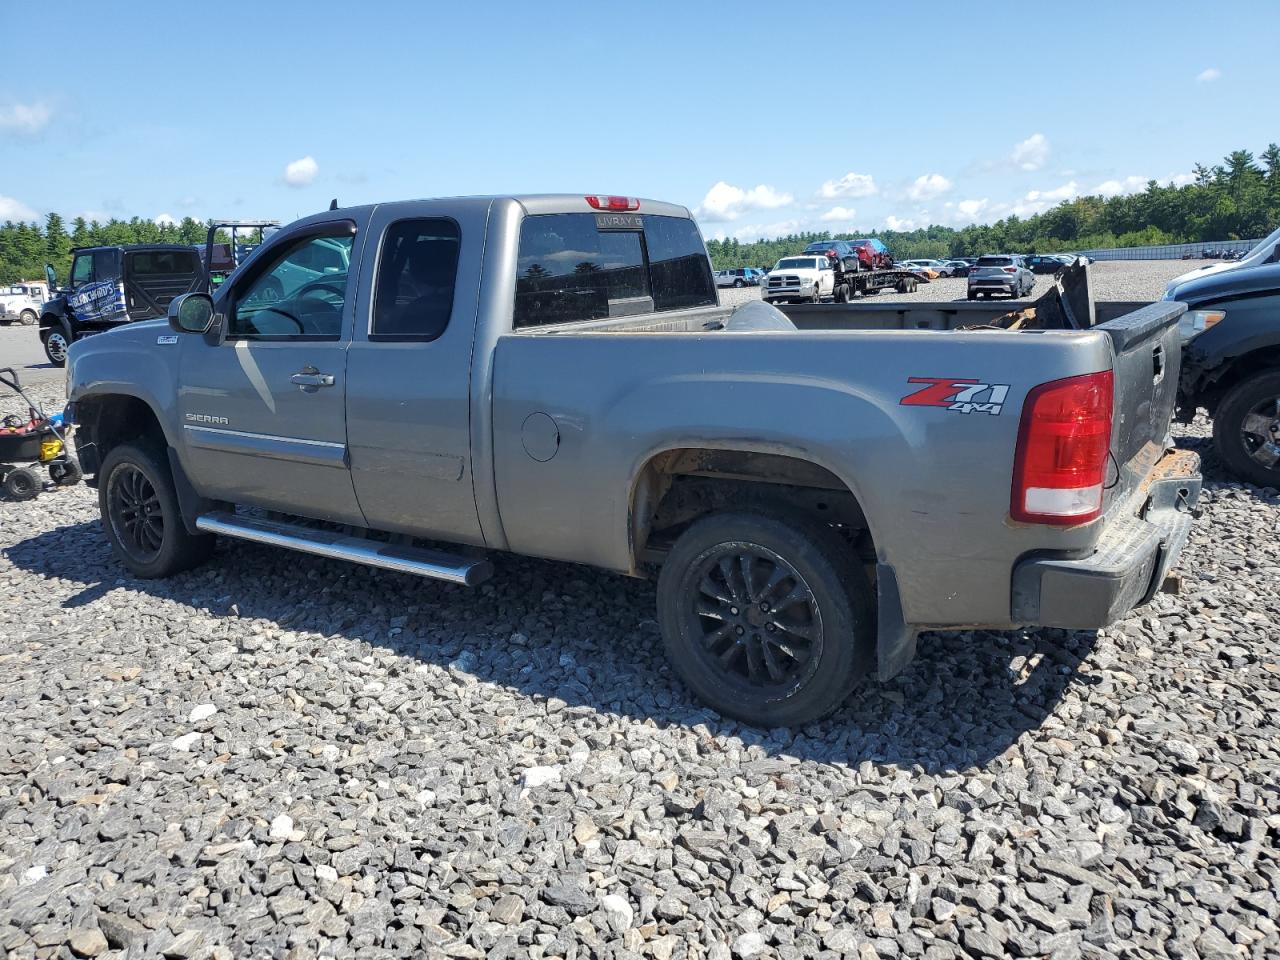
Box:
1010;448;1201;627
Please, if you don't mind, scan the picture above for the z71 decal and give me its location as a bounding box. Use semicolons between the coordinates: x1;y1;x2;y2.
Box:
900;377;1011;416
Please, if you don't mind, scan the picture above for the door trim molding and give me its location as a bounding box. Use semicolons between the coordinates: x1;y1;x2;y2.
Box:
183;425;348;468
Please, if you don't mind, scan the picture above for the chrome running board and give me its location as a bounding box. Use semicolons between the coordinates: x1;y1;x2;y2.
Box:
195;510;492;586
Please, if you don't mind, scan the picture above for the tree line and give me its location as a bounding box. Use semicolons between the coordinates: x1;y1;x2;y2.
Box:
0;214;213;285
706;144;1280;269
4;144;1277;283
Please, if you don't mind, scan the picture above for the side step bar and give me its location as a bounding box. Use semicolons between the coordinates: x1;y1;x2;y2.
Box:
194;510;493;586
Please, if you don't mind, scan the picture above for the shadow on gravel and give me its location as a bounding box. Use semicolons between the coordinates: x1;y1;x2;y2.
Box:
7;517;1098;774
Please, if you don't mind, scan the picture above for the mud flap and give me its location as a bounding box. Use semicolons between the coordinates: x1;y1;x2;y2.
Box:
875;563;919;680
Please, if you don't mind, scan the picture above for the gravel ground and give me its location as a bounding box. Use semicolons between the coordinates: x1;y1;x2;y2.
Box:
718;260;1197;309
2;339;1279;959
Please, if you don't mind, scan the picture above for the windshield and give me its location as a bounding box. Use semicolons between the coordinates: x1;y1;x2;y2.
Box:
776;258;820;270
1244;225;1280;263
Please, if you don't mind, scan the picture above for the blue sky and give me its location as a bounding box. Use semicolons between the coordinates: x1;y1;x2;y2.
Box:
0;0;1273;241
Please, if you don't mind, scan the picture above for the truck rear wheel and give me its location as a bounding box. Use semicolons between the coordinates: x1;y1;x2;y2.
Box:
43;320;73;367
1213;370;1280;489
19;309;37;326
99;442;214;578
656;509;874;726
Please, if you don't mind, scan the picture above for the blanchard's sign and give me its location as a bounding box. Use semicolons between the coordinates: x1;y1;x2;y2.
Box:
68;279;127;323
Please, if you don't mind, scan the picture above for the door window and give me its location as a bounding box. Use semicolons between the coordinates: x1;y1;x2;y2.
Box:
229;233;354;339
70;254;93;287
371;219;460;341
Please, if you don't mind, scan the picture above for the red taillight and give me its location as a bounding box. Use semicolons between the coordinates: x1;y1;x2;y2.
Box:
1011;371;1113;525
585;195;640;211
1002;266;1017;274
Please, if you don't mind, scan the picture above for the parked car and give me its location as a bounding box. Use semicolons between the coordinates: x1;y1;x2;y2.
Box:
762;256;836;303
0;282;48;326
1168;261;1280;489
913;259;954;277
967;255;1035;299
64;193;1200;726
900;261;941;280
1025;255;1067;275
39;245;205;365
802;239;892;272
944;260;972;277
1167;226;1280;295
714;267;760;288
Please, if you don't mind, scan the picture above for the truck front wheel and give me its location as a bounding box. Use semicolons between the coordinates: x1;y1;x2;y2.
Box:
1213;370;1280;489
656;510;875;726
42;320;73;367
18;309;37;326
99;442;214;579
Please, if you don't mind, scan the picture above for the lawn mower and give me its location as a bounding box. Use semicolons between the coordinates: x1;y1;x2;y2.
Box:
0;367;81;501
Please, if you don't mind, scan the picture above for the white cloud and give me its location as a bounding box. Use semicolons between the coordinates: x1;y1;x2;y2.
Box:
820;206;857;223
711;217;810;242
694;181;794;222
1169;172;1196;187
154;213;178;227
283;155;319;187
907;174;953;202
1011;133;1050;171
957;199;989;218
1025;181;1079;203
818;172;878;199
1093;175;1150;198
1196;67;1221;83
884;215;917;231
0;101;52;136
0;195;38;221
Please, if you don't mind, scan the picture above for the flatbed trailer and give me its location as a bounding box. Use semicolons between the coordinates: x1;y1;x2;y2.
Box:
830;264;924;301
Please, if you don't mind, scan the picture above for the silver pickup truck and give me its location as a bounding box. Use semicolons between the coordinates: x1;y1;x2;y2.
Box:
64;195;1201;726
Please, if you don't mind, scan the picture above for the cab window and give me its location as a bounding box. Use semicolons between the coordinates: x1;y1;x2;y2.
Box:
372;218;460;341
71;254;93;287
228;233;354;339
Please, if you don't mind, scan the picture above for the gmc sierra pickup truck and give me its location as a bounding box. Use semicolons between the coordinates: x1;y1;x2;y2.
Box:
64;195;1202;726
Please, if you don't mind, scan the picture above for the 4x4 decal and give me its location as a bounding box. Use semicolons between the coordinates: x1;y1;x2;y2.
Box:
900;377;1010;415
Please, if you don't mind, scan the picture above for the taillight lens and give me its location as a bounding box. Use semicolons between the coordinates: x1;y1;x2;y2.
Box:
585;195;640;211
1011;371;1113;525
1002;267;1017;274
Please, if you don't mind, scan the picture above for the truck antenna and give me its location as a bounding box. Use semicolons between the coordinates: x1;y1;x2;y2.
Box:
329;198;339;211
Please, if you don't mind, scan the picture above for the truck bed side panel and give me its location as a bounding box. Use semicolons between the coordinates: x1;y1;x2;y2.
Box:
491;329;1117;628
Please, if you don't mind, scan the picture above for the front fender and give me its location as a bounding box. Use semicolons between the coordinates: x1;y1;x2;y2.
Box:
68;334;180;449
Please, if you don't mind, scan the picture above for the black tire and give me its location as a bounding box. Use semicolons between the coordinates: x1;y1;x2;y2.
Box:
98;442;214;578
2;466;41;501
42;320;73;367
1213;371;1280;489
967;292;977;301
656;509;875;726
48;459;82;486
18;309;37;326
733;279;744;288
834;284;849;303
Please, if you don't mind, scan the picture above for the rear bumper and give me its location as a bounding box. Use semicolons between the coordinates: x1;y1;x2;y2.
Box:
1010;448;1201;629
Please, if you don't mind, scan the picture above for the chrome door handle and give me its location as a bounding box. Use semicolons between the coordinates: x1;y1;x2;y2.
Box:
291;372;335;388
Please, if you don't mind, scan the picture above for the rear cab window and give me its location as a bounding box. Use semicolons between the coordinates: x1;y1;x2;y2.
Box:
977;256;1012;267
127;250;198;276
513;213;715;328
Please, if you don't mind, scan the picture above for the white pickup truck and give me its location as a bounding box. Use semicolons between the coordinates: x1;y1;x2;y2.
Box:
760;255;837;304
0;282;48;326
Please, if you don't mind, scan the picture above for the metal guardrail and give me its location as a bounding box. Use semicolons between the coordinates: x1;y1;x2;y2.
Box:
1073;239;1261;261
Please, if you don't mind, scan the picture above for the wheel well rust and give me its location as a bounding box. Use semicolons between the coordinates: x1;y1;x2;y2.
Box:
630;447;874;569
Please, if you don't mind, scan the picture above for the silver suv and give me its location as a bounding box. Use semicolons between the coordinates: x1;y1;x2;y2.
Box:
967;255;1034;300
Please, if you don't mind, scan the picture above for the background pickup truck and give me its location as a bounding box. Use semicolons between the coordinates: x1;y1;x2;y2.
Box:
65;194;1202;726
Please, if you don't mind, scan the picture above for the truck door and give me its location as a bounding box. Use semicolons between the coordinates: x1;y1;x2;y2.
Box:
175;218;367;525
344;200;486;545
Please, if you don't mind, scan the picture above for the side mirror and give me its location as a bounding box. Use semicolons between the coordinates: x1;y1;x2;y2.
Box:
169;293;215;334
45;263;57;290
